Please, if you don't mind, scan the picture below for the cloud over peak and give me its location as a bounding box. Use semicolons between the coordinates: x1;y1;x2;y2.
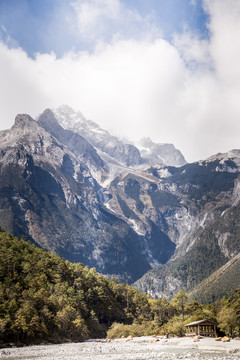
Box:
0;0;240;163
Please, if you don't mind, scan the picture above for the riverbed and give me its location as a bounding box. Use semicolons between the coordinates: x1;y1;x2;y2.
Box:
1;336;240;360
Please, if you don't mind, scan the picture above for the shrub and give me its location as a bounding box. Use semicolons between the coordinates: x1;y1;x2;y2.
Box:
163;316;186;337
107;321;162;339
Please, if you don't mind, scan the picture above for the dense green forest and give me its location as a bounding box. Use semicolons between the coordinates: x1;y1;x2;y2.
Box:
0;228;239;346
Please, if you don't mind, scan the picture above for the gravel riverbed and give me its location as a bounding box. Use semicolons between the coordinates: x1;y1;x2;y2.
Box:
1;337;240;360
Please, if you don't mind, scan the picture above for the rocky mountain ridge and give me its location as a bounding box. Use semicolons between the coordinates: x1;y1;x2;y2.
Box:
0;107;239;300
51;105;186;173
0;112;181;282
51;105;142;169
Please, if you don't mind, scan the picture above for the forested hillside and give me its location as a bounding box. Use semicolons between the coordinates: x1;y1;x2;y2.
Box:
0;228;151;344
1;229;240;346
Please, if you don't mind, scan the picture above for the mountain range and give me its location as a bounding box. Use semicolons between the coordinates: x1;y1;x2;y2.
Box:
0;105;239;301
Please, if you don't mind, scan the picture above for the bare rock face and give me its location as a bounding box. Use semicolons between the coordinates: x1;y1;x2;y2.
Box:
0;114;65;166
37;108;109;185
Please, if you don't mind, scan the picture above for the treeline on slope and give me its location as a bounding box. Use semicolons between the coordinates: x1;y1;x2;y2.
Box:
188;254;240;304
0;229;240;346
0;228;150;344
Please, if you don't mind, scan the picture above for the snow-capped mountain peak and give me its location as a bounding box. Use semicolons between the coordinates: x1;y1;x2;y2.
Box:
51;106;142;168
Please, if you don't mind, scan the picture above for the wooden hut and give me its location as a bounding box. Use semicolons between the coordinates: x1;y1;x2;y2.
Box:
185;319;217;337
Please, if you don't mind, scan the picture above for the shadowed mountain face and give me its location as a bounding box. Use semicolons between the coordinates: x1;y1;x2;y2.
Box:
0;108;239;299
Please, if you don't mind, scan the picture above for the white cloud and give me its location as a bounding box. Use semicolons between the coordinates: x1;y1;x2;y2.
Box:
174;32;212;69
204;0;240;85
71;0;160;44
0;43;49;127
72;0;125;36
1;0;240;163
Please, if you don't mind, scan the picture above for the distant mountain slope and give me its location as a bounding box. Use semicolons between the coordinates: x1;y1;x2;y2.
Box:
138;137;187;166
187;253;240;304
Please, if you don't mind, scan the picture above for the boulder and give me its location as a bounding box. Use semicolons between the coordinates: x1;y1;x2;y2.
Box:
222;336;230;342
125;336;133;342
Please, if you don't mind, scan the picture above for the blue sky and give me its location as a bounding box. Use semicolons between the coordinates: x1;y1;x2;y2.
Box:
0;0;240;162
0;0;209;57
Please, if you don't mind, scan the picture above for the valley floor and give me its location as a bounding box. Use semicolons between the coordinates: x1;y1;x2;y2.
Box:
1;337;240;360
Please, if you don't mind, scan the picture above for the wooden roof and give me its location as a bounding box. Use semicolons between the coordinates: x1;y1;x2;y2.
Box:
185;319;217;327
